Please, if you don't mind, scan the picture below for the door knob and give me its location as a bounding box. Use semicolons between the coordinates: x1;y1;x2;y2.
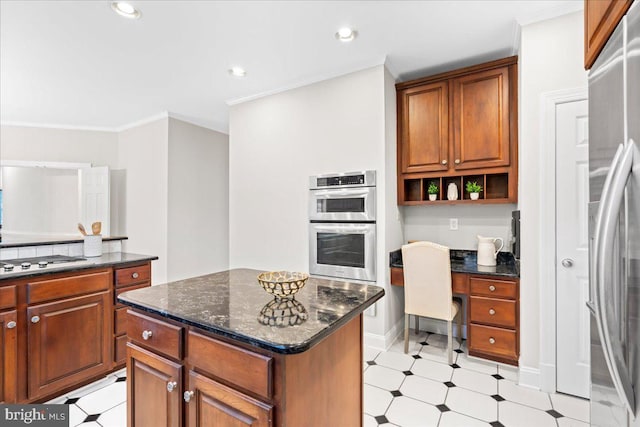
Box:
489;337;496;344
142;330;153;340
132;272;139;279
184;391;194;403
6;321;16;329
31;316;40;324
167;381;177;393
489;309;496;316
441;160;448;165
454;159;461;164
488;285;496;292
561;258;574;268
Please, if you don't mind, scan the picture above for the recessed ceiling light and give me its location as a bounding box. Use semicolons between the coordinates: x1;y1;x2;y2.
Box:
111;2;141;20
228;67;246;78
335;27;357;42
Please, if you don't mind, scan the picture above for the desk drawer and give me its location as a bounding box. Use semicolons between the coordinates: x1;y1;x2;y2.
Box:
127;310;183;360
470;296;516;328
390;267;404;286
452;273;468;294
0;285;17;310
188;330;272;400
470;277;517;299
115;263;150;288
469;324;517;361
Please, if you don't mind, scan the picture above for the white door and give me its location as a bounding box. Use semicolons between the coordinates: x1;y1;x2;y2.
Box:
79;167;110;236
556;99;590;398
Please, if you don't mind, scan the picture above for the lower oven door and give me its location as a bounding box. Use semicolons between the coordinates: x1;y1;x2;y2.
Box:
309;222;376;282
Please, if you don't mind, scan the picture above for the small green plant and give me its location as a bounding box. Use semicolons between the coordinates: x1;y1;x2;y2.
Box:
427;182;439;195
465;181;483;193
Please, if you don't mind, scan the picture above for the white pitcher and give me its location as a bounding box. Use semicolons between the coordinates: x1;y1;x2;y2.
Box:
477;235;504;266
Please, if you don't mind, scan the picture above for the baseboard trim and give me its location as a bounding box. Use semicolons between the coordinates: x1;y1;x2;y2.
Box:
539;362;556;393
364;317;404;351
518;365;541;389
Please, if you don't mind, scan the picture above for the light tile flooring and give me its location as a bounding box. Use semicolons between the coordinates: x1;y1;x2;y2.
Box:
48;331;590;427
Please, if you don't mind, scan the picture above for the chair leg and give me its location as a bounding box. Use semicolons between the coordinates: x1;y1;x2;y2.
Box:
447;320;453;365
457;310;463;346
414;314;419;335
404;314;409;354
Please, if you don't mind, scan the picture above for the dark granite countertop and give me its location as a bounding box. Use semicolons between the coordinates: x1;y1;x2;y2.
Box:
117;268;384;355
390;249;519;278
0;234;128;249
0;252;157;281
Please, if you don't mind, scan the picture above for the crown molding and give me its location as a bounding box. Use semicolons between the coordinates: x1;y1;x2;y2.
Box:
0;120;116;133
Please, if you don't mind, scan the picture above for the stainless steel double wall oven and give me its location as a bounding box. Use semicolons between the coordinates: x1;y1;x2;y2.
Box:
308;171;376;282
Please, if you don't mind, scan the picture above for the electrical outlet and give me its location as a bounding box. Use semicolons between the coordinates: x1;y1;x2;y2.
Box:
450;218;459;230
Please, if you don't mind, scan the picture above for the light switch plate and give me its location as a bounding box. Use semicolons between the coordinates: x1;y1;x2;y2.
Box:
449;218;459;230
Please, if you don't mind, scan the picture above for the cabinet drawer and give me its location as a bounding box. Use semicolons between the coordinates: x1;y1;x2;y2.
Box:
188;330;273;400
28;270;111;304
469;324;517;361
469;296;516;328
114;335;127;364
0;285;17;310
452;273;468;294
115;263;150;288
390;267;404;286
115;306;128;335
115;282;150;307
469;277;517;299
127;310;183;360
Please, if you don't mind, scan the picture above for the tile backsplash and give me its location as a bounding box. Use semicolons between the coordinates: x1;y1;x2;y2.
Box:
0;240;122;260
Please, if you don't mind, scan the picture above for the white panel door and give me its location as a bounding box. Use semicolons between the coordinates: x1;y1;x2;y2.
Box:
556;99;590;398
79;166;110;236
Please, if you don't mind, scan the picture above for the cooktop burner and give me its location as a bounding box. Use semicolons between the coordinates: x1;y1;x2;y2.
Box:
0;255;87;273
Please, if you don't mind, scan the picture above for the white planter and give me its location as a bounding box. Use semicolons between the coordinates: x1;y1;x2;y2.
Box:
428;194;437;201
470;192;480;200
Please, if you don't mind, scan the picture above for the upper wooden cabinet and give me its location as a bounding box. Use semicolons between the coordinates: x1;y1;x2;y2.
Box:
584;0;633;69
396;56;518;205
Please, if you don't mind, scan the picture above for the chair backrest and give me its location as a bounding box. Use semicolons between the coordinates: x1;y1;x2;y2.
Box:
401;241;453;320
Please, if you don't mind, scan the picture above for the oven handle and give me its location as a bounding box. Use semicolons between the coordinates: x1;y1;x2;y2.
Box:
313;224;373;233
311;188;371;198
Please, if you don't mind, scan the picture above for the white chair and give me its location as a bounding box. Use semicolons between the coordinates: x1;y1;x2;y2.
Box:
402;241;462;364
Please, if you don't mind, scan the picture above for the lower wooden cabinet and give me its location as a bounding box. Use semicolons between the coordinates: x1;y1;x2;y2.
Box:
185;371;273;427
27;291;111;400
127;343;182;427
0;310;18;403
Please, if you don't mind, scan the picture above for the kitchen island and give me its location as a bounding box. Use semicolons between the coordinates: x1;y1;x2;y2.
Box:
118;268;384;427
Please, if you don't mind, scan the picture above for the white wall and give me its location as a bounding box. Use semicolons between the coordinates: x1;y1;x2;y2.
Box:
167;118;229;281
518;11;588;383
117;118;169;284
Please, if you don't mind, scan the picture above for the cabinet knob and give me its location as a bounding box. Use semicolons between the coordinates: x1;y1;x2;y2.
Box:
454;159;460;164
6;321;16;329
31;316;40;324
142;330;153;340
489;309;496;316
132;272;139;279
167;381;177;393
489;337;496;344
184;390;194;403
489;285;496;292
441;160;448;165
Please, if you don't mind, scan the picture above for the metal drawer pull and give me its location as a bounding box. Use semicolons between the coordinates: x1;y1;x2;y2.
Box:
31;316;40;324
441;160;448;165
455;159;460;164
489;285;496;292
132;272;139;279
184;391;194;403
489;309;496;315
167;381;177;393
489;337;496;344
142;330;153;340
7;321;16;329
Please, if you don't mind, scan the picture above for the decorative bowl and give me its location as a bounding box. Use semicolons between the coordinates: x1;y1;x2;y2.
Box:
257;271;309;299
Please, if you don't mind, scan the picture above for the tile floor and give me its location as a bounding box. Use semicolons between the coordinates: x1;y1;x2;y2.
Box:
48;331;590;427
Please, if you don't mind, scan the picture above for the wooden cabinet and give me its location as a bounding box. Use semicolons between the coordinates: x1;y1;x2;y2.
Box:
397;56;518;205
585;0;633;69
127;343;182;427
0;310;18;403
26;271;111;400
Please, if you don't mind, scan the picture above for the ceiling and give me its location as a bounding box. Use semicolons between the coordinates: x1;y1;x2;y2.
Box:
0;1;583;134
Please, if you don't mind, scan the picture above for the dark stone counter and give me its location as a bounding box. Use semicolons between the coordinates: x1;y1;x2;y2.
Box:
390;249;519;278
0;234;128;249
0;252;157;281
117;268;384;354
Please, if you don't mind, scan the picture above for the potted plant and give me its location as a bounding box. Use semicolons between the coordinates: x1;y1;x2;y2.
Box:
427;182;439;201
465;181;482;200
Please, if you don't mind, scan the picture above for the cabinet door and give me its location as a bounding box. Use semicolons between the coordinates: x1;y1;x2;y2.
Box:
452;66;511;170
27;291;111;399
398;81;449;173
584;0;633;69
127;343;182;427
0;310;18;403
185;370;272;427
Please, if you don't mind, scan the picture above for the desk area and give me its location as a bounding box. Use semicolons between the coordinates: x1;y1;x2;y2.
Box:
389;249;520;366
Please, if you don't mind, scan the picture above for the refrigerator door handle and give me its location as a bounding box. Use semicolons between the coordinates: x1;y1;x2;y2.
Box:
594;141;636;417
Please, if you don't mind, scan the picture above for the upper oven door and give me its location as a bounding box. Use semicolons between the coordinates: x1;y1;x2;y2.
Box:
309;186;376;222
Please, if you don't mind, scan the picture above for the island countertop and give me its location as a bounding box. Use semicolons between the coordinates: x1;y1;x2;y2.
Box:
118;268;384;354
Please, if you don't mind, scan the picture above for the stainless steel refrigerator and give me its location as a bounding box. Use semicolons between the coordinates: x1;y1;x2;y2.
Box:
588;1;640;426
